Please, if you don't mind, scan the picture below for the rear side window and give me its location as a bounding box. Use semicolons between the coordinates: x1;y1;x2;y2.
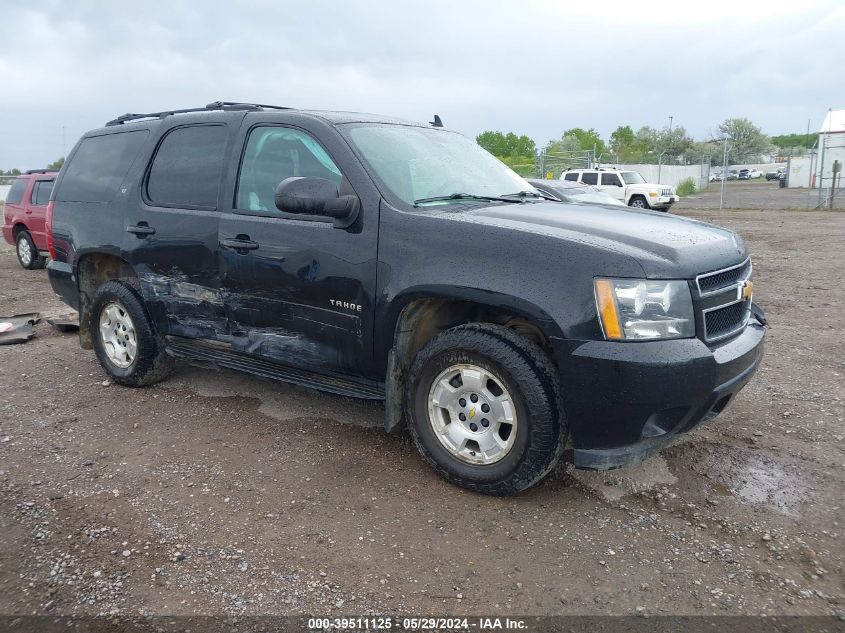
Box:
32;180;55;206
57;130;149;203
6;177;27;204
600;173;622;186
563;172;578;182
580;172;598;185
147;124;228;209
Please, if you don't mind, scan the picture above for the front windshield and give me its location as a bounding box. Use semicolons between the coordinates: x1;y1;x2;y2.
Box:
621;171;645;185
346;124;532;205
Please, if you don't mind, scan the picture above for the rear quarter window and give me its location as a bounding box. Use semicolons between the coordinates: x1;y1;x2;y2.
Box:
32;180;55;206
563;172;578;182
5;178;28;204
56;130;149;203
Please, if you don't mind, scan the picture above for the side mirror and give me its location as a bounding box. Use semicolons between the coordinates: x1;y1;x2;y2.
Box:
274;177;360;229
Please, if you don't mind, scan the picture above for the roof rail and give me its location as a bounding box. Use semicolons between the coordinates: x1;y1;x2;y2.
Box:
25;169;55;174
105;101;292;126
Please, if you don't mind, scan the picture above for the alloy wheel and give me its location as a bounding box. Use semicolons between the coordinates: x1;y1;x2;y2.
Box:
98;302;138;369
427;363;518;465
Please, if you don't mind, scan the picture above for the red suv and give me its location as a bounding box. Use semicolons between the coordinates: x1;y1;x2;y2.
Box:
2;170;58;269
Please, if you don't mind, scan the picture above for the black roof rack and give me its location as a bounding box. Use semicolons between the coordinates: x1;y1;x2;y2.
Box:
25;169;55;174
105;101;292;126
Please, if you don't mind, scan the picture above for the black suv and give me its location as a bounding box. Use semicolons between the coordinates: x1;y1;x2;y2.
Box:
47;102;765;495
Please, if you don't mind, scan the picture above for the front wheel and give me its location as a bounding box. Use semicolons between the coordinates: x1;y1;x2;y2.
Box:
406;323;566;495
16;231;46;270
628;196;649;209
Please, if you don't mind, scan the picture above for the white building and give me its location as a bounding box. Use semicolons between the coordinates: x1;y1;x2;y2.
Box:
787;108;845;190
817;109;845;187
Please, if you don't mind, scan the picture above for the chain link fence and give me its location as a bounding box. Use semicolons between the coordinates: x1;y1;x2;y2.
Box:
534;149;595;179
813;133;845;209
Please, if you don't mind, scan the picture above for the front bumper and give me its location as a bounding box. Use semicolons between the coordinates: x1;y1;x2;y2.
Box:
651;195;679;208
552;313;765;470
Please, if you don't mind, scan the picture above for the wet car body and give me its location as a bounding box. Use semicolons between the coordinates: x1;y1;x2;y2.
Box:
47;104;765;474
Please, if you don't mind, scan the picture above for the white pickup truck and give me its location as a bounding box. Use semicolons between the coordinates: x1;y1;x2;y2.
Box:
560;168;679;211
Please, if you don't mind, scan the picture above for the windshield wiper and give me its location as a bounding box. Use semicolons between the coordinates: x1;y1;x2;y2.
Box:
501;190;557;202
413;192;524;206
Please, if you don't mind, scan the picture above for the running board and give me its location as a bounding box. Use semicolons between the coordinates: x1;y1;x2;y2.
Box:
165;337;385;400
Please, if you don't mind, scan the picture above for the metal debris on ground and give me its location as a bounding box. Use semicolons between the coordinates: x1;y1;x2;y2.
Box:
0;313;40;345
45;312;80;333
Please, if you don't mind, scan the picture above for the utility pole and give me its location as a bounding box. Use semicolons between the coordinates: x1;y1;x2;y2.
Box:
719;134;729;211
668;116;674;133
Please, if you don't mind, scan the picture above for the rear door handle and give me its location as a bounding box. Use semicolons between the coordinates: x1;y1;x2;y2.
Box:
220;237;259;252
126;223;156;237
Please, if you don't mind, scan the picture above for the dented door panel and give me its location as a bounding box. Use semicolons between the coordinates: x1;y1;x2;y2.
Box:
217;212;378;377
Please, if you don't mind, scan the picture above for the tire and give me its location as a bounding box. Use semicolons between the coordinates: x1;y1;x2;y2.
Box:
15;231;46;270
90;279;173;387
406;323;566;495
628;195;649;209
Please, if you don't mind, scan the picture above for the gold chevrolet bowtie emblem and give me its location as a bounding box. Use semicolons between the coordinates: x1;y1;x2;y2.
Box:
468;407;476;420
741;280;753;301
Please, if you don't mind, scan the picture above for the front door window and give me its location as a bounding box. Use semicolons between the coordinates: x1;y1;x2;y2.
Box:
236;127;343;213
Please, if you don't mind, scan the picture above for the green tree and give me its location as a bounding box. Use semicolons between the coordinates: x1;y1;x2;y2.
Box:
770;132;815;156
717;118;773;158
654;126;694;159
476;131;507;155
47;157;65;170
545;133;581;154
685;141;721;165
770;132;815;149
609;125;635;150
552;127;606;155
476;131;535;158
608;125;649;162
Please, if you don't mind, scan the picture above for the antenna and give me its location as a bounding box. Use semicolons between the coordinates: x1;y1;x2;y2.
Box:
430;114;443;128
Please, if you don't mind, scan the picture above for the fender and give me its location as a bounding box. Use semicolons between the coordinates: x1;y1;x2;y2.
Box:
378;285;565;434
376;284;564;369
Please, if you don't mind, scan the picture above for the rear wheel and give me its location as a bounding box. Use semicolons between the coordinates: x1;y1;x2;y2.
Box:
91;280;173;387
628;195;649;209
406;323;566;495
16;231;46;270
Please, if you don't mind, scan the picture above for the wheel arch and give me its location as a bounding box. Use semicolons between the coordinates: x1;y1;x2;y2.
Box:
628;193;649;208
75;250;139;349
12;222;30;239
381;286;563;433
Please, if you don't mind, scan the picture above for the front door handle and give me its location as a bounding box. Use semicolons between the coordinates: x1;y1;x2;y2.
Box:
220;237;259;252
126;223;156;237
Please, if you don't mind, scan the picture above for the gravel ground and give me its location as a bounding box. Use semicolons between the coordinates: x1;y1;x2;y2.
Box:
0;209;843;619
674;179;843;211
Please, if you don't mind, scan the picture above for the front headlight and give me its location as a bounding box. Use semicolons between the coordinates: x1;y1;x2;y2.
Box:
594;278;695;341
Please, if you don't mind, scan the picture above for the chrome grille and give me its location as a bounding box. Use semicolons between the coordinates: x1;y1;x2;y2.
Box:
697;258;751;296
704;300;750;341
696;258;754;343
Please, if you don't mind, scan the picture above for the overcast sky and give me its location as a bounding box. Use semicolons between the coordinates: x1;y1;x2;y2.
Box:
1;0;842;169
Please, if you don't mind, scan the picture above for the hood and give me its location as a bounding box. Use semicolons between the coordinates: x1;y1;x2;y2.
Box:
454;202;746;279
626;182;671;191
